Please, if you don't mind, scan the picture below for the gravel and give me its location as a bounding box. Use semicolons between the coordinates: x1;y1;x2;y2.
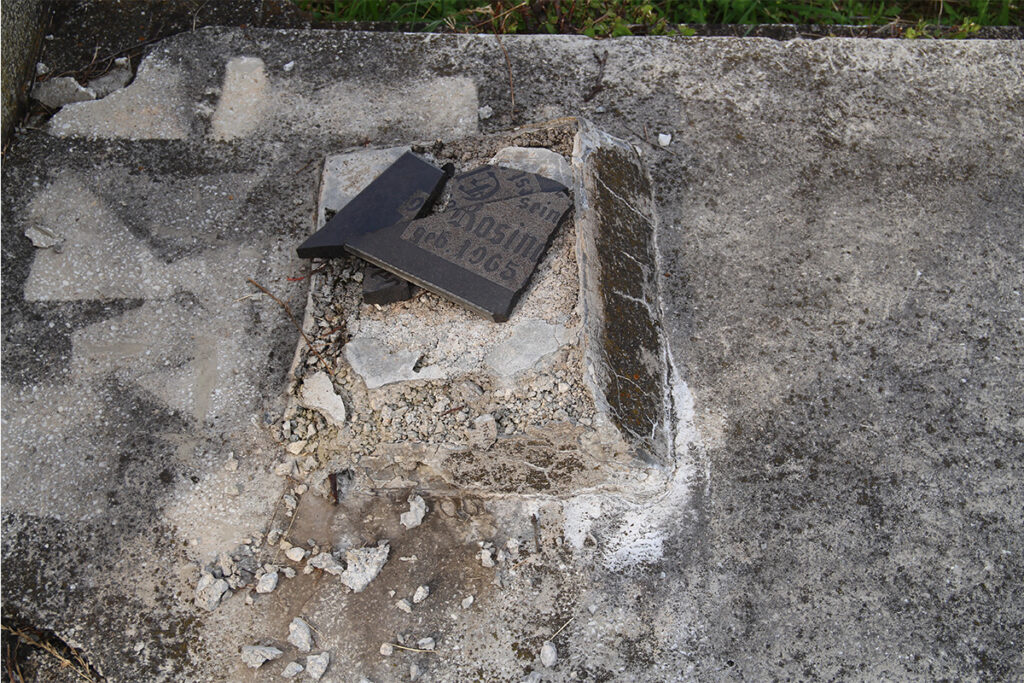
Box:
305;652;330;680
256;570;279;594
287;617;313;652
240;645;283;668
412;584;430;604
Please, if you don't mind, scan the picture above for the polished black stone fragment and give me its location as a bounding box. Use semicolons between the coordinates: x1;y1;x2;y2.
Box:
296;151;447;260
362;265;413;305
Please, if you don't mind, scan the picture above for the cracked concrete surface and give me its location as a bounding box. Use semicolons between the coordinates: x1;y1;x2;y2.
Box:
2;26;1023;682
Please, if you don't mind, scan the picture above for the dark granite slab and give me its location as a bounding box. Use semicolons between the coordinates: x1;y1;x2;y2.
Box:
296;151;447;260
346;179;571;321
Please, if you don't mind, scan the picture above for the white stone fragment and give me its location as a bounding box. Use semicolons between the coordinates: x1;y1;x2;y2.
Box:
461;595;474;609
467;414;498;450
307;552;345;575
540;641;558;667
401;495;427;530
285;546;307;562
286;440;306;455
281;661;304;678
283;61;295;72
343;336;446;389
412;585;430;604
417;637;435;651
256;570;278;594
305;652;330;681
489;146;573;188
658;132;672;146
396;599;413;614
340;543;390;592
478;548;495;568
380;642;394;656
287;617;313;652
24;225;63;249
478;104;493;119
194;571;230;611
240;645;283;668
298;371;347;425
31;76;96;109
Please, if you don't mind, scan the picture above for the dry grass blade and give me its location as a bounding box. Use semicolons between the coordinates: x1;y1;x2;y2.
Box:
0;624;97;682
246;278;332;376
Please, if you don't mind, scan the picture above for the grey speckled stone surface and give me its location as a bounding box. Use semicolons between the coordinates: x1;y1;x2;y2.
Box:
2;24;1022;682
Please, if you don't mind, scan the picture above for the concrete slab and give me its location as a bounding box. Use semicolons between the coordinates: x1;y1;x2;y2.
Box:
2;26;1022;682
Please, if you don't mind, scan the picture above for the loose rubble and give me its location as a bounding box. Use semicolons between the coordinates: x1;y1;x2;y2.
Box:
307;552;345;575
194;571;229;611
401;495;428;529
288;618;313;652
340;543;390;592
540;641;558;667
380;643;394;656
240;645;283;668
285;546;307;562
306;652;330;680
412;585;430;604
256;570;279;594
281;661;304;678
298;371;348;425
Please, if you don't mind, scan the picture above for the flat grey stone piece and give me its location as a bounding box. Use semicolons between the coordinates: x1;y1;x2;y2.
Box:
306;552;344;576
281;661;304;678
240;645;283;668
305;652;330;681
489;147;573;188
343;335;446;389
483;318;573;378
339;543;389;592
194;571;230;611
297;371;347;426
31;76;95;109
287;617;313;652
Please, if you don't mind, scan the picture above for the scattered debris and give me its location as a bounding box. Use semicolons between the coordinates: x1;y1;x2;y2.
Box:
307;552;345;576
256;570;279;594
285;546;308;563
478;548;495;568
340;543;390;592
658;132;672;147
417;637;436;651
380;642;394;656
467;414;498;450
288;618;313;652
281;661;304;678
478;104;494;119
461;595;474;609
306;652;330;681
401;495;428;529
540;641;558;667
24;225;63;249
396;599;413;614
412;585;430;604
298;371;348;425
31;76;96;109
194;571;230;611
240;645;283;668
343;336;447;389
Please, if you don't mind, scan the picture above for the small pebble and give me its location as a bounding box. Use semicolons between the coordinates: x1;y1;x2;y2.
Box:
255;571;278;594
283;61;295;72
412;585;429;604
285;546;307;562
281;661;303;678
396;599;413;613
240;645;282;668
306;652;330;681
417;637;435;651
461;595;474;609
540;641;558;667
380;642;394;656
288;617;313;652
658;132;672;147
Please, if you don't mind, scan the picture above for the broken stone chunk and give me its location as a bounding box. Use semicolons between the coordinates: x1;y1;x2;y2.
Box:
340;543;390;592
412;584;430;604
256;570;279;594
540;641;558;667
396;599;413;613
31;76;96;109
281;661;304;678
478;548;495;568
363;265;413;305
468;414;498;450
305;652;330;681
380;642;394;656
343;336;446;389
24;225;63;249
461;595;474;609
298;371;347;425
288;617;313;652
240;645;283;668
307;552;344;575
194;571;230;611
400;495;428;530
417;637;435;651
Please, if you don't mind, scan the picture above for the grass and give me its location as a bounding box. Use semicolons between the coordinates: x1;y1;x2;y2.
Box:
295;0;1023;36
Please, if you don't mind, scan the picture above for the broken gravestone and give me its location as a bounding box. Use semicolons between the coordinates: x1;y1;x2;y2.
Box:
346;164;571;322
